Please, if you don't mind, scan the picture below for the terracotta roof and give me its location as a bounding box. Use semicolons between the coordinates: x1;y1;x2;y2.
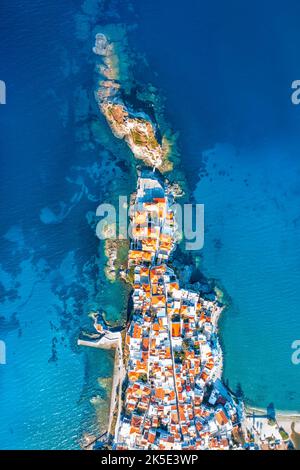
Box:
171;322;181;337
215;409;229;426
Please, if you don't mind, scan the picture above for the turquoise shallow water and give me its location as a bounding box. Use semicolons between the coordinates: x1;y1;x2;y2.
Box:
128;0;300;414
0;0;132;449
1;0;300;450
194;141;300;411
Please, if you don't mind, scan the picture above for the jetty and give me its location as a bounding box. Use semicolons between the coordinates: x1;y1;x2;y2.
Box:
78;329;125;444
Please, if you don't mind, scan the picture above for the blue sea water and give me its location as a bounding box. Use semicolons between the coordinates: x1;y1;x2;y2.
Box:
0;0;300;450
0;0;131;449
128;0;300;411
195;141;300;411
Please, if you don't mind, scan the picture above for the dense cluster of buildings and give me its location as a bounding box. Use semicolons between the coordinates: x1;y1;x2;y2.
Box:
85;170;291;450
113;172;246;449
128;174;176;266
90;31;294;450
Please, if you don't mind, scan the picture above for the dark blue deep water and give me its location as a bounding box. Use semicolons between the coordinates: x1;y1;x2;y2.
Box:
0;0;299;449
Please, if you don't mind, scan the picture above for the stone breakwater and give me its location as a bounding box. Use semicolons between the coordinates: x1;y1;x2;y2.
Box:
78;329;125;441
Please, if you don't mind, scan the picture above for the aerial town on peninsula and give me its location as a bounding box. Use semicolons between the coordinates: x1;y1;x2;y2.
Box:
78;32;295;451
112;171;242;450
